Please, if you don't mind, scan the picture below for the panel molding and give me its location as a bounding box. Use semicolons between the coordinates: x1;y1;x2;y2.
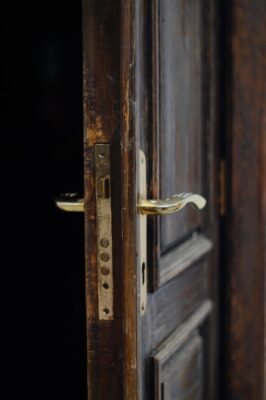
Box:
153;300;212;364
148;0;212;291
152;300;212;400
159;233;213;287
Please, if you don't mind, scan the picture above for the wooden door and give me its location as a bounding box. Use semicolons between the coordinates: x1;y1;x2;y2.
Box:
83;0;220;399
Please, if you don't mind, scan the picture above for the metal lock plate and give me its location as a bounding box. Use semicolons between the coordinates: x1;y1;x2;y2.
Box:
95;146;148;319
95;144;114;320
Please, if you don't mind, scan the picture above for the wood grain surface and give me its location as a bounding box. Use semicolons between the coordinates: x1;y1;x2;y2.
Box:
225;1;266;399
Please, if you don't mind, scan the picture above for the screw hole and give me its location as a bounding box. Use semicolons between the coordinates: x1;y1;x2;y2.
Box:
101;266;110;276
100;238;109;248
103;307;110;315
103;282;109;289
101;253;110;262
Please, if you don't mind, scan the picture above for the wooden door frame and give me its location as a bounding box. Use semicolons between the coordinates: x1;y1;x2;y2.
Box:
224;0;266;399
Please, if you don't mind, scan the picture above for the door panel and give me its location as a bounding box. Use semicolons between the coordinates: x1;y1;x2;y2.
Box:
154;333;204;400
138;0;219;398
149;0;213;290
158;233;212;288
140;0;220;398
151;261;208;349
157;0;203;251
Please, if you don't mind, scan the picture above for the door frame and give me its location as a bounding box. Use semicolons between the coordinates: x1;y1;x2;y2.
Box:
224;1;266;398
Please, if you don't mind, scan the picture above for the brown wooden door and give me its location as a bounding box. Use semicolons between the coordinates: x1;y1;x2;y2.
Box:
136;1;219;399
83;1;220;399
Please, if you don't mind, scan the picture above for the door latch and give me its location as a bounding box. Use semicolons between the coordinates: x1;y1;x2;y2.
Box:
95;144;114;320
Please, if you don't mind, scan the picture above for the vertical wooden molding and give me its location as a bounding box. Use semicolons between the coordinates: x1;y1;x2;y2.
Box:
120;0;138;399
83;0;126;398
83;0;139;396
226;1;266;399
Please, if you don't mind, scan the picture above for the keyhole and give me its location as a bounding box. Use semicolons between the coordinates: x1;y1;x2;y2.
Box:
142;262;145;285
104;176;110;198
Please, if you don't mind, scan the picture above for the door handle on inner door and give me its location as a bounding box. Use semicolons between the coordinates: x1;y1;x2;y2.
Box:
56;192;206;214
137;193;206;215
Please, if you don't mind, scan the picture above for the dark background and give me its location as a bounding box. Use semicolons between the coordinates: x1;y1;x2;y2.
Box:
2;1;87;398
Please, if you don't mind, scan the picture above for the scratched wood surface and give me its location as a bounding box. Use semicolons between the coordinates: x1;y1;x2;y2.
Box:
147;0;218;295
83;1;124;398
83;0;138;398
155;333;204;400
158;0;203;251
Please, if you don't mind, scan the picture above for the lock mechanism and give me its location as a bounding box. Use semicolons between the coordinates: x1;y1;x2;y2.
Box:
56;144;114;321
95;144;114;320
56;146;206;319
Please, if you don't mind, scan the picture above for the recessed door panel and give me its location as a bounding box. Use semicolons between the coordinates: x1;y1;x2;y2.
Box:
149;0;212;290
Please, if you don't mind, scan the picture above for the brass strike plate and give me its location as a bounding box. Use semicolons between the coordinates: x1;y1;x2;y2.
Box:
139;150;147;315
95;144;114;320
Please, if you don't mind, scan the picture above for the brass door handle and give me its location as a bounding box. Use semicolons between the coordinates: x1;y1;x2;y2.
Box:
56;192;206;215
137;193;206;215
55;193;84;212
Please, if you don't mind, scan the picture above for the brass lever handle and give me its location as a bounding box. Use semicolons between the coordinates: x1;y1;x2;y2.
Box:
55;193;84;212
137;193;206;215
56;192;206;215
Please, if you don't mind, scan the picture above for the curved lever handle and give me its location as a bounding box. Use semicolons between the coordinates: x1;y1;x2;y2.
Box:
56;192;206;215
55;193;84;212
137;193;206;215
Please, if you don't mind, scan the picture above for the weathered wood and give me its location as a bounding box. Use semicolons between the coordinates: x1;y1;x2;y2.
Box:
148;0;216;294
149;0;204;263
153;300;212;364
151;261;209;348
83;1;220;399
142;0;220;398
120;0;139;398
83;0;125;398
159;0;203;251
154;333;204;400
152;301;213;399
226;0;266;398
159;233;212;287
